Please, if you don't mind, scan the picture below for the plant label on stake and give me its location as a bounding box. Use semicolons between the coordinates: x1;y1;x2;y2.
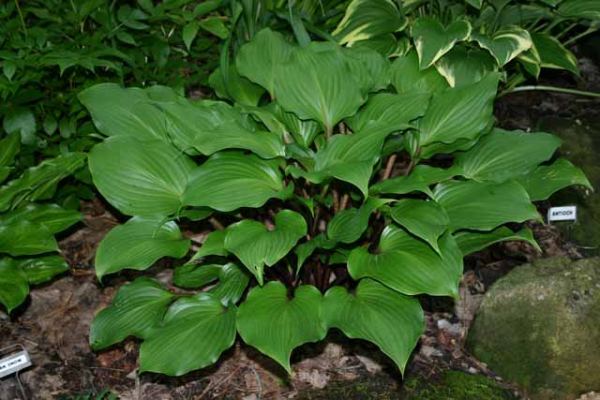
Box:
0;345;32;379
547;205;577;223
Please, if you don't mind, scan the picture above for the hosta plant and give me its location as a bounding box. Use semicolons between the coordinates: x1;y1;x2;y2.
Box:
81;28;591;376
0;133;85;312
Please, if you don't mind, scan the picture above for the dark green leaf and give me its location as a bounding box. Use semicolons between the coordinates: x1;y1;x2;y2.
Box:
454;227;540;256
517;158;593;201
0;220;57;256
0;258;29;313
390;50;449;95
328;198;388;243
390;199;449;252
18;255;69;285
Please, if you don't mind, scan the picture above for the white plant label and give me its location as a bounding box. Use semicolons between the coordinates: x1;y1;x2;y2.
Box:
0;350;32;378
547;206;577;222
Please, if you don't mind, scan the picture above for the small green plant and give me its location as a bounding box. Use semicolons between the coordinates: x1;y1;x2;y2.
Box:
82;23;591;376
0;133;85;313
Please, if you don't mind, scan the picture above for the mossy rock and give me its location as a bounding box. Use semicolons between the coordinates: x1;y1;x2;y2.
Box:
297;370;516;400
468;257;600;399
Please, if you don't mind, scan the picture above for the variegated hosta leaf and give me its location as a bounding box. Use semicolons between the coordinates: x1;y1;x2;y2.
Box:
348;226;463;297
90;278;175;350
435;46;497;87
236;28;294;97
370;165;458;197
455;129;561;182
418;73;499;148
183;152;289;212
390;50;449;95
273;42;365;133
411;17;471;69
517;158;593;201
434;180;541;231
158;100;285;159
455;227;540;256
237;282;326;373
332;0;406;45
390;199;449;253
94;217;190;279
472;27;532;66
323;279;424;374
531;33;579;75
224;210;307;284
139;294;237;376
89;136;195;217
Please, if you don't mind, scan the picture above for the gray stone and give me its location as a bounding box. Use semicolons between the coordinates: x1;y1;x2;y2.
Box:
468;257;600;400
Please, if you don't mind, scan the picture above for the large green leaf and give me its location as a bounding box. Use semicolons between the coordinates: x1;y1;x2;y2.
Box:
332;0;406;45
79;83;176;140
158;100;284;159
89;136;195;217
236;28;294;97
411;18;471;69
348;226;463;297
273;43;364;133
517;158;593;201
370;165;458;197
323;279;424;374
140;294;237;376
224;210;307;284
237;282;326;373
347;92;430;132
183;152;289;212
558;0;600;19
272;104;321;148
455;129;561;182
390;199;449;253
0;133;20;167
435;46;497;87
173;262;250;306
3;204;81;234
343;46;390;94
209;65;266;106
0;153;86;212
0;220;57;256
454;227;540;256
0;258;29;313
531;33;578;75
434;180;540;231
90;278;175;350
191;230;228;259
18;256;69;285
289;126;391;196
418;73;498;148
327;198;388;244
472;27;532;66
95;217;190;279
390;50;449;95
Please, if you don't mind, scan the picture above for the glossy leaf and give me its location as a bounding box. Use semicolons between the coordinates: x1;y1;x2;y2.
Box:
323;279;424;374
327;198;388;244
455;227;540;256
3;204;81;234
184;152;288;212
517;158;593;201
531;33;578;75
434;180;540;231
390;199;449;253
140;294;237;376
435;46;497;87
472;27;532;66
90;278;175;350
192;230;228;260
0;258;29;313
455;129;561;182
18;256;69;285
237;282;326;373
332;0;406;45
411;18;471;69
0;220;57;256
95;217;190;279
224;210;307;284
89;136;195;217
348;226;463;297
370;165;458;197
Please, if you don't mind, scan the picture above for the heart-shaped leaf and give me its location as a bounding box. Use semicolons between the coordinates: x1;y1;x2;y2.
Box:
183;152;289;212
472;27;532;66
390;199;449;253
434;180;541;231
90;278;175;350
237;282;326;373
95;217;190;279
224;210;307;284
517;158;593;201
411;17;471;69
89;136;195;217
348;226;463;297
140;294;237;376
323;279;424;374
435;46;497;87
454;227;540;256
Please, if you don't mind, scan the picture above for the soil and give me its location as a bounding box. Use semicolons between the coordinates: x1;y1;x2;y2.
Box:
1;44;599;400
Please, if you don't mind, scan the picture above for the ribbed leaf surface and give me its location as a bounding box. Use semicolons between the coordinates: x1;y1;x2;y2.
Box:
333;0;406;45
454;227;540;256
411;18;471;69
390;199;449;253
517;158;593;201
